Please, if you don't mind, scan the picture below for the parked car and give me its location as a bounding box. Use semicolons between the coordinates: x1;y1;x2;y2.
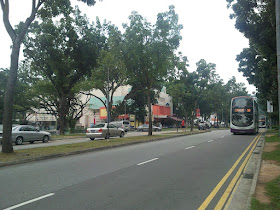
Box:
110;120;130;132
0;125;51;145
136;124;161;132
86;123;125;140
198;122;207;130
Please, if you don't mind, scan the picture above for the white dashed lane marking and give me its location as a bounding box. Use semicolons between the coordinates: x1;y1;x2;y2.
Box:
185;146;195;150
137;158;159;166
4;193;55;210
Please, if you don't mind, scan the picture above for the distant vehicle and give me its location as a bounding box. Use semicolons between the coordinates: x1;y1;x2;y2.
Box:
0;125;51;145
198;122;208;130
259;115;266;128
86;123;125;140
110;120;130;132
137;124;161;132
230;96;259;134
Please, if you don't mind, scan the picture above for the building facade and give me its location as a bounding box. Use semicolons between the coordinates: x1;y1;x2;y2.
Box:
77;86;173;129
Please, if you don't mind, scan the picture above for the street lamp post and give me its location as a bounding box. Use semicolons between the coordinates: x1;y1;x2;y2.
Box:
276;0;280;136
176;107;179;133
124;99;126;120
107;68;110;139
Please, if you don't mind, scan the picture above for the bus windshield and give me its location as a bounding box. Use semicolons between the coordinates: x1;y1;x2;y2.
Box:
232;97;254;127
232;113;253;127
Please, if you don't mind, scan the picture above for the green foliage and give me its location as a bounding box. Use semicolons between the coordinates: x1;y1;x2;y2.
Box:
123;5;182;134
90;23;127;121
23;5;104;133
167;58;248;127
0;64;39;124
227;0;277;114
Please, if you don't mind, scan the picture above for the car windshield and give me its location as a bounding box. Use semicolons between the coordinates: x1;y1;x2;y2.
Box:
12;126;19;131
92;124;105;128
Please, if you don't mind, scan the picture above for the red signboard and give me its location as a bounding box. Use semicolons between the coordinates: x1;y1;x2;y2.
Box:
196;109;200;118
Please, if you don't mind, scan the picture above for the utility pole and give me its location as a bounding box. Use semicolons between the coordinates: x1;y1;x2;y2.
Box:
107;68;110;139
276;0;280;135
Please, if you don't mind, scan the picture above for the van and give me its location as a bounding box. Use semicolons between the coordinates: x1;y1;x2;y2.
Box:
110;120;130;132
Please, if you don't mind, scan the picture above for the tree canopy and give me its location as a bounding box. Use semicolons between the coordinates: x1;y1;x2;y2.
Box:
226;0;277;115
123;5;183;135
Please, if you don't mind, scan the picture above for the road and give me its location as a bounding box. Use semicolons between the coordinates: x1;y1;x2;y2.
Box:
0;130;261;209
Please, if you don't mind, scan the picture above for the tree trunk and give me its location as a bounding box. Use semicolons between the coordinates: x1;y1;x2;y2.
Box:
147;92;153;136
58;95;67;135
185;113;188;130
190;111;194;132
2;42;20;153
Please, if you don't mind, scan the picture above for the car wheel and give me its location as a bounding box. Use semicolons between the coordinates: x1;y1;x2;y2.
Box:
90;138;95;140
105;133;110;139
120;132;124;138
42;135;49;143
15;136;23;145
30;141;34;144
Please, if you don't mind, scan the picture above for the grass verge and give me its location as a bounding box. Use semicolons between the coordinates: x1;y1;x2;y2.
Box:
52;133;86;139
251;132;280;210
251;176;280;210
262;134;280;162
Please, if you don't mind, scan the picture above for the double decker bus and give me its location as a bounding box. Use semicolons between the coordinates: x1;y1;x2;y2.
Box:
259;115;266;128
230;96;259;134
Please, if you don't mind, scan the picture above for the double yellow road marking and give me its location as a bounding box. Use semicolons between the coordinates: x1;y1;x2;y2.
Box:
198;131;263;210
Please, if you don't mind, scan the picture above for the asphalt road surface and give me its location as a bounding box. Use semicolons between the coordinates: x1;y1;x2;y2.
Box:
0;130;260;210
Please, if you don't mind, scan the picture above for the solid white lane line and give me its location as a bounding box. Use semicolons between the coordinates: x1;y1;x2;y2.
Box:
208;140;213;142
137;158;159;166
4;193;55;210
185;146;195;150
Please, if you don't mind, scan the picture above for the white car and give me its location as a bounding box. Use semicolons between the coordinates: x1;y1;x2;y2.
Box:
86;123;125;140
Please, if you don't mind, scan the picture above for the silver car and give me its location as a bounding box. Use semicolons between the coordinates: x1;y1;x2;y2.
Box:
86;123;125;140
137;124;161;132
0;125;51;145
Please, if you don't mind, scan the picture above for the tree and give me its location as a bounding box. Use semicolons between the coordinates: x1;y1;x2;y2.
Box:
226;0;278;117
167;59;229;130
90;23;127;122
123;5;183;135
23;6;103;135
0;64;38;125
1;0;97;153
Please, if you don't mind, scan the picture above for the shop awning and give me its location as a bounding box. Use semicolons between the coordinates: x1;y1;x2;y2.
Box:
168;116;183;122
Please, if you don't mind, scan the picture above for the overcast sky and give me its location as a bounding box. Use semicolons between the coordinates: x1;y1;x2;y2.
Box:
0;0;256;93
